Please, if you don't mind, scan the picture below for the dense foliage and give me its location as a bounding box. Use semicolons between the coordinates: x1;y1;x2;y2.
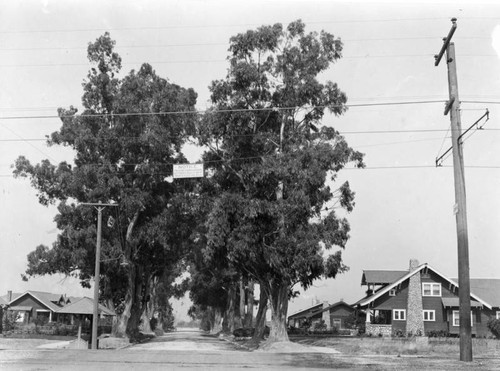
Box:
198;20;363;342
13;33;197;339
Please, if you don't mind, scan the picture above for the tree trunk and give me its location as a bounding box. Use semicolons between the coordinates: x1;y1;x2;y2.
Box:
251;285;268;342
113;211;140;338
210;307;223;334
223;284;237;334
126;265;148;341
266;283;289;343
112;265;136;338
239;278;245;328
244;280;255;328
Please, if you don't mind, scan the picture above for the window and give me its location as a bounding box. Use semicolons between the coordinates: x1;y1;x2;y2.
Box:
423;310;435;321
422;283;441;297
393;309;406;321
452;310;473;326
332;319;341;329
496;311;500;320
389;289;397;296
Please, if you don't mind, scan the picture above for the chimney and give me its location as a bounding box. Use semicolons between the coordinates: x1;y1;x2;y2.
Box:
409;259;420;271
322;301;331;330
406;259;425;336
7;290;12;302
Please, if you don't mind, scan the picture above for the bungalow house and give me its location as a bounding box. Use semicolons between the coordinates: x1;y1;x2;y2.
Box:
288;300;355;330
354;259;500;337
3;291;115;326
57;297;116;325
4;290;69;324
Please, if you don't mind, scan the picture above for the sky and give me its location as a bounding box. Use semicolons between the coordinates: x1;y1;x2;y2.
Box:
1;0;499;321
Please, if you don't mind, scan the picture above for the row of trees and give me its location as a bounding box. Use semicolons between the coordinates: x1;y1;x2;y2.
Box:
13;20;363;344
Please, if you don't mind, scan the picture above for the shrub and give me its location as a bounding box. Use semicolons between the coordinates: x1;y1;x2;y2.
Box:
154;327;164;336
426;330;449;338
2;311;20;332
393;329;405;338
487;319;500;339
313;320;327;332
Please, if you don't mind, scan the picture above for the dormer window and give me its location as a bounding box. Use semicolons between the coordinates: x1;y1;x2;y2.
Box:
389;289;397;296
422;283;441;297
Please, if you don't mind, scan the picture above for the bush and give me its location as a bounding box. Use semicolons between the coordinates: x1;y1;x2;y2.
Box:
313;320;328;332
426;330;449;338
2;311;20;332
154;327;164;336
487;319;500;339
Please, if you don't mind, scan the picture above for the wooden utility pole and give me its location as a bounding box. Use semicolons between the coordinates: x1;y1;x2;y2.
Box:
434;18;472;362
81;201;118;350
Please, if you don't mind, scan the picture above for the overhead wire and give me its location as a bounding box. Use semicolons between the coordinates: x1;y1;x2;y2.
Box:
0;100;448;120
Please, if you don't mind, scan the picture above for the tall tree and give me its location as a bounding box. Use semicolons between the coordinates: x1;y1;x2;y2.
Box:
198;20;363;344
13;33;197;340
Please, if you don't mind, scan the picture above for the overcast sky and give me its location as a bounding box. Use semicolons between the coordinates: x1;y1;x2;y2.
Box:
1;0;499;320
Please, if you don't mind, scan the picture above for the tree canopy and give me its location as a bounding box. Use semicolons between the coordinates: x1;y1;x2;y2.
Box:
198;19;363;342
14;32;198;338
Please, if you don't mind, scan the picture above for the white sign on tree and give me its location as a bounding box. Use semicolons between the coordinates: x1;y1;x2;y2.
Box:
173;163;204;179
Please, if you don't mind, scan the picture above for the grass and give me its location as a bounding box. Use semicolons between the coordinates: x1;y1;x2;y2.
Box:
291;336;500;357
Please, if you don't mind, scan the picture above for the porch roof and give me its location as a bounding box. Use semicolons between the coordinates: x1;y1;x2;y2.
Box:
9;305;32;311
442;297;483;308
56;297;116;316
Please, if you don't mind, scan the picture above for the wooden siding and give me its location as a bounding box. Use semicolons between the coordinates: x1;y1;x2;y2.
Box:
372;280;409;310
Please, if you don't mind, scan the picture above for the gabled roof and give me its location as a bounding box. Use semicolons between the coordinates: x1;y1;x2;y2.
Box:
8;291;64;312
0;292;22;304
362;270;407;285
56;297;116;316
469;279;500;307
0;296;8;306
322;300;354;313
357;263;492;310
288;303;323;320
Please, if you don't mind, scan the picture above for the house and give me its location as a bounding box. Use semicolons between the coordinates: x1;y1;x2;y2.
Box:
57;297;116;325
354;259;500;337
5;290;69;324
3;290;115;326
288;300;355;330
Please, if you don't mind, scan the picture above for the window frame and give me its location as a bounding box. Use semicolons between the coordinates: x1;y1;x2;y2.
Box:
422;282;442;297
389;289;397;297
393;309;406;321
452;310;474;327
423;310;435;321
496;311;500;320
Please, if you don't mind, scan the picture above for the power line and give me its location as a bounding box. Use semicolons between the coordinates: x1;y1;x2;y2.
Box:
2;128;500;143
0;100;447;120
0;17;456;35
2;164;499;178
0;36;492;52
3;54;498;68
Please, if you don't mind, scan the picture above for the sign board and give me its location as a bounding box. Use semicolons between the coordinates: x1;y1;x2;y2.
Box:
173;163;204;179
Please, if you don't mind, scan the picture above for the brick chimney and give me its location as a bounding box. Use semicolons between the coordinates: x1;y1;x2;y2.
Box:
406;259;424;336
7;290;12;302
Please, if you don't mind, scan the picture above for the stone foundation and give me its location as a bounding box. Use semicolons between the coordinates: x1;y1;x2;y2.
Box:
366;324;392;337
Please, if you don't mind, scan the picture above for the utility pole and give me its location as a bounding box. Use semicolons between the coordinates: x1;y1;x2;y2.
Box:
434;18;472;362
81;201;118;350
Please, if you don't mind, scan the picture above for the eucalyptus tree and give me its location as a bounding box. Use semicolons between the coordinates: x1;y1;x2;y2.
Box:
14;33;197;339
198;20;363;343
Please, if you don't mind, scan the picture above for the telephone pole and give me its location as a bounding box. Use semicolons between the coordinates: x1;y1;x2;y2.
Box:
434;18;472;362
81;201;118;350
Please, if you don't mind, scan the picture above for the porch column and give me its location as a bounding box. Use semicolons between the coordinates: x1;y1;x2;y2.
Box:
49;311;52;322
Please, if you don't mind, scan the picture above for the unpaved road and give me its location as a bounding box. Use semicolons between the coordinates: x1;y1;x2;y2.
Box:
0;328;499;370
